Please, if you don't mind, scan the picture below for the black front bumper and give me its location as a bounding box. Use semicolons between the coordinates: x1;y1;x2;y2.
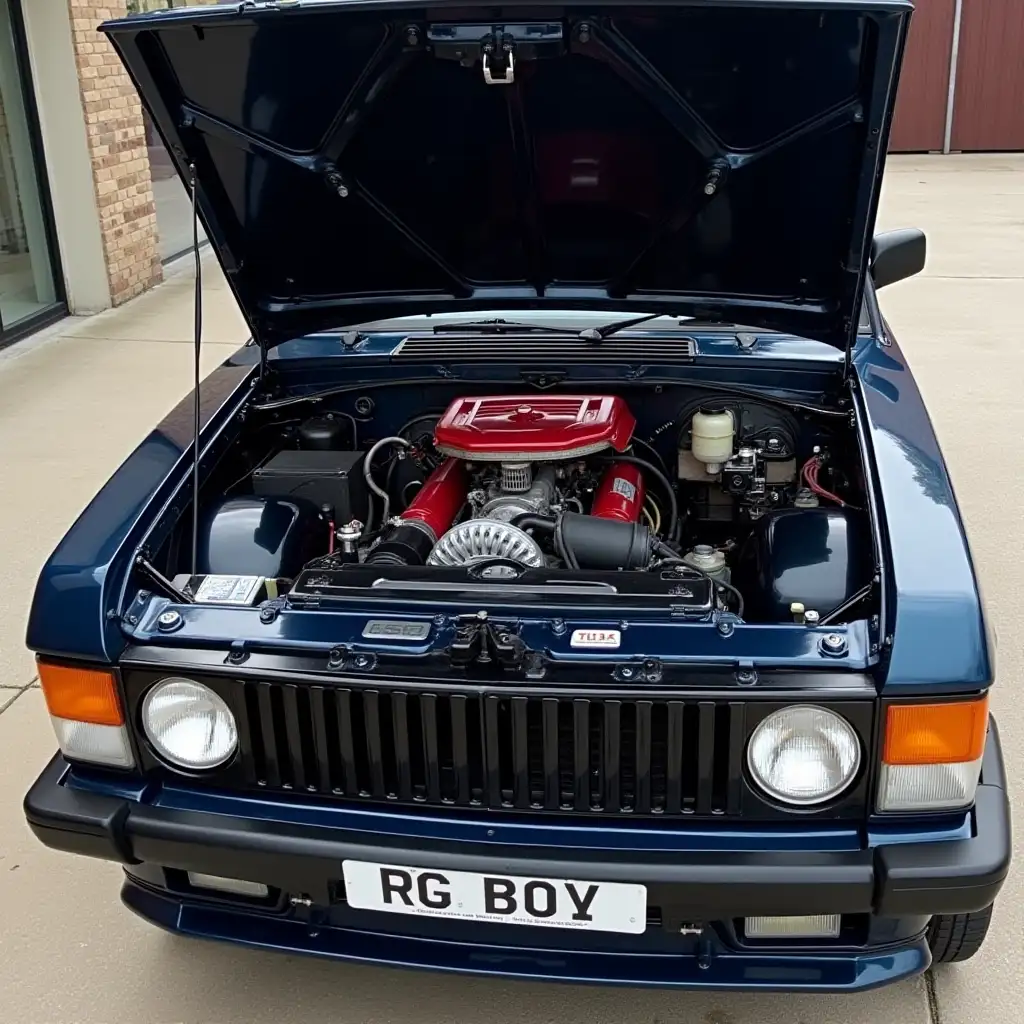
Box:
25;720;1011;921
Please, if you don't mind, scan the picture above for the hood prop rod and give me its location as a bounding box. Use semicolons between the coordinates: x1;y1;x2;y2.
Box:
190;163;203;580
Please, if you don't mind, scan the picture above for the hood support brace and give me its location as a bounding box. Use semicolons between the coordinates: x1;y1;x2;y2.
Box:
190;163;203;580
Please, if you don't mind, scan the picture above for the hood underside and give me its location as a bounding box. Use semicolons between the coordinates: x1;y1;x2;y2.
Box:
103;1;911;351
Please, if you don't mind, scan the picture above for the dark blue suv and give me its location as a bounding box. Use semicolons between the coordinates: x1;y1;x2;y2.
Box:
23;0;1009;993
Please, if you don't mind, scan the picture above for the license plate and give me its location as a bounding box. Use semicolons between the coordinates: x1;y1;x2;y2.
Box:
342;860;647;935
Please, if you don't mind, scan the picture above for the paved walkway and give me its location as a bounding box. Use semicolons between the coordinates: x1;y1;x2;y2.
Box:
0;155;1021;1023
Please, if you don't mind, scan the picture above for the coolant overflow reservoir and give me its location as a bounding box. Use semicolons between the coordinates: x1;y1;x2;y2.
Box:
691;406;734;474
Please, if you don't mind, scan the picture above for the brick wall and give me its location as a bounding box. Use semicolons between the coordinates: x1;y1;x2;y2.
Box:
67;0;161;305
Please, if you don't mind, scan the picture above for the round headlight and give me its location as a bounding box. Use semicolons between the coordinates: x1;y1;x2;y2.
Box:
747;706;860;806
142;677;237;770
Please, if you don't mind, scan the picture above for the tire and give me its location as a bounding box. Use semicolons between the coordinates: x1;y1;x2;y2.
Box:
927;905;994;964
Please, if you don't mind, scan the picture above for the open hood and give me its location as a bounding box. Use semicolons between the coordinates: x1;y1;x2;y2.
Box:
103;0;911;351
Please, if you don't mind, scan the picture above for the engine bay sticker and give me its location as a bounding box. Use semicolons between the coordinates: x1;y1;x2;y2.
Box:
362;620;431;641
193;574;263;605
570;629;622;649
611;477;637;502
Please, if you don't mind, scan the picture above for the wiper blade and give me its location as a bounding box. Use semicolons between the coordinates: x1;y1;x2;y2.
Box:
432;319;571;335
432;314;692;339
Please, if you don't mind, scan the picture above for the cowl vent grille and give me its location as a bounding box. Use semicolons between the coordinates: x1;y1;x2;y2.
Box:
392;335;697;363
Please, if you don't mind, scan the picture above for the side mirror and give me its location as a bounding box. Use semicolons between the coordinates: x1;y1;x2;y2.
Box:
871;228;926;289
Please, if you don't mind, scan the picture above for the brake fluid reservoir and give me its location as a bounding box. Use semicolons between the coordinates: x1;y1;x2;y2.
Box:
691;406;735;474
683;544;730;580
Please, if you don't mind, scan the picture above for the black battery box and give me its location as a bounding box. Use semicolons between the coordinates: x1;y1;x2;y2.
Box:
253;450;368;524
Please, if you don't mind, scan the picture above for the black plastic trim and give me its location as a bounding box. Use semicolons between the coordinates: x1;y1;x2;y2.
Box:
24;717;1010;919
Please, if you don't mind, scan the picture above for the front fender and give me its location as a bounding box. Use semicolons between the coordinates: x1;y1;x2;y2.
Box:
853;335;992;693
25;353;257;665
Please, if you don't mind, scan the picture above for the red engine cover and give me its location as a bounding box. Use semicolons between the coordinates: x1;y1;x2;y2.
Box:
433;395;635;461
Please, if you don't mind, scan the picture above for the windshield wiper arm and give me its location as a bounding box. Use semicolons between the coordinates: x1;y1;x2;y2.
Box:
579;312;677;341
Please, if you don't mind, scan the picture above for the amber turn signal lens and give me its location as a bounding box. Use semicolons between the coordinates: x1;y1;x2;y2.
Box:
38;660;124;727
883;696;989;766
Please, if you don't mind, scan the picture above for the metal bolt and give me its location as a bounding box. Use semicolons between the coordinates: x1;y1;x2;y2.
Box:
767;438;780;449
157;610;181;632
620;666;635;680
735;669;757;686
820;633;847;656
804;609;821;625
717;620;734;637
551;617;566;636
577;22;592;43
405;25;419;45
353;654;372;670
259;605;276;624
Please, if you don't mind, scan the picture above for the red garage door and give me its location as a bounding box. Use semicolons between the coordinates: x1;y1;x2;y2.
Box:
889;0;956;152
951;0;1024;151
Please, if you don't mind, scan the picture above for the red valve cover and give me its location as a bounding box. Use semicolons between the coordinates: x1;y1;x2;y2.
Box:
434;395;635;461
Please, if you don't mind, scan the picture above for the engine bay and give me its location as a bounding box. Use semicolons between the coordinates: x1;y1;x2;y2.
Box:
181;387;874;626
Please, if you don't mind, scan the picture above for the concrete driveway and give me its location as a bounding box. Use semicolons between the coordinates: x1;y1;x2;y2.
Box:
1;154;1021;1024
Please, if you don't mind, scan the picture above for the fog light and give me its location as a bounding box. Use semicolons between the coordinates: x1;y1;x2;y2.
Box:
745;915;842;939
187;872;269;898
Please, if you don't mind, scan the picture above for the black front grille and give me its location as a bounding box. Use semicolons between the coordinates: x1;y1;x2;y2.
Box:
235;683;746;817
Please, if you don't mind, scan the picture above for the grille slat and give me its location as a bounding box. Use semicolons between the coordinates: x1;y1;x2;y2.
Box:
726;701;747;815
604;699;621;813
450;695;471;804
697;702;716;814
511;696;530;809
392;691;413;801
334;688;359;794
484;696;503;808
542;698;560;810
635;701;652;814
421;694;441;803
256;683;282;788
281;685;308;791
573;700;590;812
363;691;386;798
665;700;685;814
239;685;743;818
308;687;333;793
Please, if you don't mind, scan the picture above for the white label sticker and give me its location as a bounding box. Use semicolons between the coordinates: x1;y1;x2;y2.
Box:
193;574;263;605
570;629;622;649
611;477;637;502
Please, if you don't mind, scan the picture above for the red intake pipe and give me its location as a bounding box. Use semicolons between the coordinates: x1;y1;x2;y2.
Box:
592;462;646;523
400;458;468;539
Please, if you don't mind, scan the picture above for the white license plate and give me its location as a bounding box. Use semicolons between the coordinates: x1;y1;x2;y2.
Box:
342;860;647;935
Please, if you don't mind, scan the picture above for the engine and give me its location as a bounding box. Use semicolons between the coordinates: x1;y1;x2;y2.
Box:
190;385;874;626
366;395;657;572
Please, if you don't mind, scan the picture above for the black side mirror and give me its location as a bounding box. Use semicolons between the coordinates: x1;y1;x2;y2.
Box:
871;229;926;289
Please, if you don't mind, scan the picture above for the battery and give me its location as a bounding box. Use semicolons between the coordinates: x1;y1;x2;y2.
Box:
252;449;368;523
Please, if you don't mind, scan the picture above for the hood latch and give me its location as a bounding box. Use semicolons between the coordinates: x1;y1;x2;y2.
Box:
428;23;563;87
449;611;527;668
